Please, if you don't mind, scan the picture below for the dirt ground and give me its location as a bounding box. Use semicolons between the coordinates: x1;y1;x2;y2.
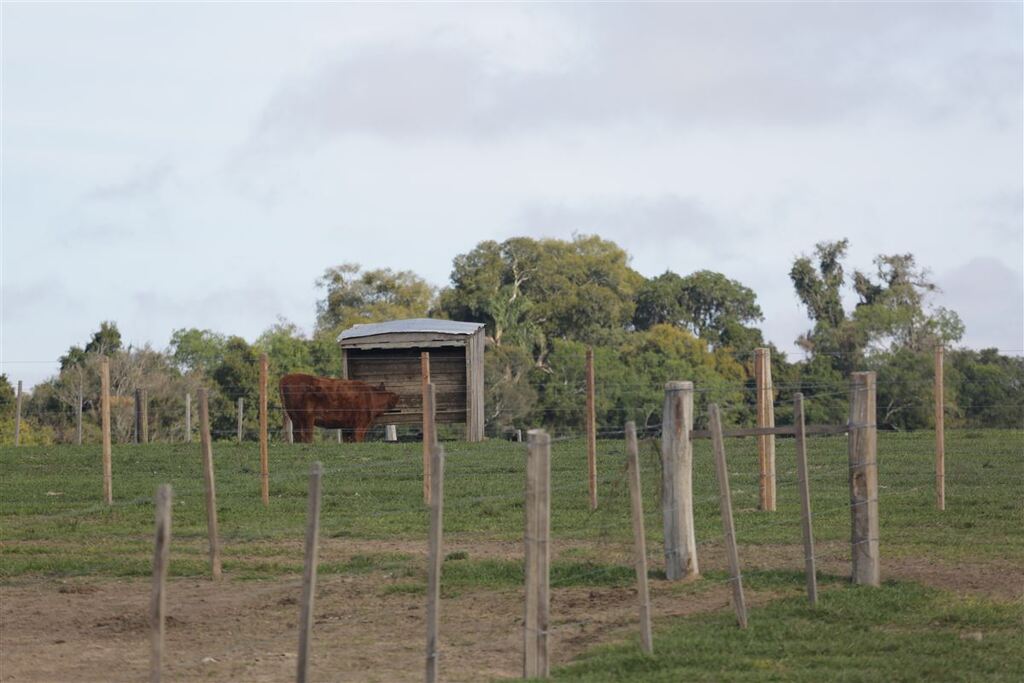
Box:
2;539;1021;682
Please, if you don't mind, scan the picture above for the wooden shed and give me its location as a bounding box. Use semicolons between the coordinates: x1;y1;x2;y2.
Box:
338;319;486;442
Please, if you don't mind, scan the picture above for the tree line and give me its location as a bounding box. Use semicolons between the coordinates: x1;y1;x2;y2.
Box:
3;235;1021;444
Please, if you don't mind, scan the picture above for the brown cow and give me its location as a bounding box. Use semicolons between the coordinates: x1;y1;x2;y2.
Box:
279;373;399;443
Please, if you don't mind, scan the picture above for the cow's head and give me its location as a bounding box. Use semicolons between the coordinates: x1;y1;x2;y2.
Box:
371;384;400;413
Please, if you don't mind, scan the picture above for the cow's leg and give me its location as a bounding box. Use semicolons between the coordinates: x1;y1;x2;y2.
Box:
298;415;316;443
353;422;370;443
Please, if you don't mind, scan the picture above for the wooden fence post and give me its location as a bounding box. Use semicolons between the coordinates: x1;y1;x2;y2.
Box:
793;393;817;606
150;484;172;683
385;424;398;442
849;372;879;586
135;388;149;444
336;428;342;444
101;359;112;505
585;347;597;510
198;389;222;580
76;381;83;445
184;393;192;443
423;381;437;506
708;403;748;629
421;352;432;505
524;429;551;678
237;397;244;443
285;415;294;444
934;346;945;511
625;422;653;654
259;354;269;506
13;380;22;446
661;381;698;580
754;348;776;511
296;462;323;683
425;442;446;683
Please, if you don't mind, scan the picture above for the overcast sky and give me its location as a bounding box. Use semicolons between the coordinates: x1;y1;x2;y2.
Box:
2;2;1021;389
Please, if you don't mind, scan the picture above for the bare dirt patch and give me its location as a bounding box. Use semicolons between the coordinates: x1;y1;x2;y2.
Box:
2;538;1019;682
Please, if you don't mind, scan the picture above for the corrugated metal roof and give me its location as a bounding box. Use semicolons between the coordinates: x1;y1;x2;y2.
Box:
338;318;484;341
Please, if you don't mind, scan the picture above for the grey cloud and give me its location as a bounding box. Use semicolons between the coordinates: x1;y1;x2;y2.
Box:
517;195;744;260
87;160;174;201
936;258;1024;352
244;3;1019;151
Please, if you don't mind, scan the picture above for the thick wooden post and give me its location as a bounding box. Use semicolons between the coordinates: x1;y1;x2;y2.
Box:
150;484;172;683
424;382;437;507
237;397;244;443
524;429;551;678
135;388;148;444
754;348;776;511
425;443;446;683
585;347;597;510
101;359;112;505
259;354;269;506
625;422;653;654
934;346;945;511
13;380;22;446
421;352;432;505
184;393;192;443
661;381;697;580
75;381;84;445
296;462;323;683
708;403;748;629
849;372;879;586
793;393;818;606
198;389;222;580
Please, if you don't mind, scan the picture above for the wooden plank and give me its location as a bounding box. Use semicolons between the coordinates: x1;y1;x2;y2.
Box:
75;382;83;445
184;393;191;444
340;331;470;348
296;462;323;683
101;359;112;505
237;397;244;443
690;424;849;439
259;354;269;507
849;372;879;586
625;422;653;654
198;389;222;580
935;346;945;511
425;443;445;683
708;404;748;629
150;484;172;683
586;348;597;511
424;382;436;506
793;393;817;606
135;388;145;444
661;381;697;580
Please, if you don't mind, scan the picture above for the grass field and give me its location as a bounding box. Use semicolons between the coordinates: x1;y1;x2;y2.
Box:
1;429;1022;681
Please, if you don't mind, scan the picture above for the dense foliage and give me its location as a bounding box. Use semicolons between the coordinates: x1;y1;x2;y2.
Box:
6;235;1021;443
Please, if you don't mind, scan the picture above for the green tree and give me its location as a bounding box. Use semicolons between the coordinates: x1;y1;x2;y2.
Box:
315;263;435;336
168;328;228;374
439;235;643;362
60;321;123;370
949;349;1024;428
634;270;764;351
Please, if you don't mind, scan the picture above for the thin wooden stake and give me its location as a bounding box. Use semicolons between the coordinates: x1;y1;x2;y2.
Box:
184;393;192;444
935;346;945;511
661;381;698;580
755;348;776;511
285;415;294;444
425;443;446;683
524;428;551;678
150;484;173;683
421;352;432;505
101;359;112;505
424;381;437;507
237;397;244;443
296;462;323;683
136;388;148;444
709;403;748;628
259;354;269;506
849;372;879;586
585;347;598;510
625;422;653;654
198;389;222;580
13;380;22;446
75;380;83;446
793;393;818;606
